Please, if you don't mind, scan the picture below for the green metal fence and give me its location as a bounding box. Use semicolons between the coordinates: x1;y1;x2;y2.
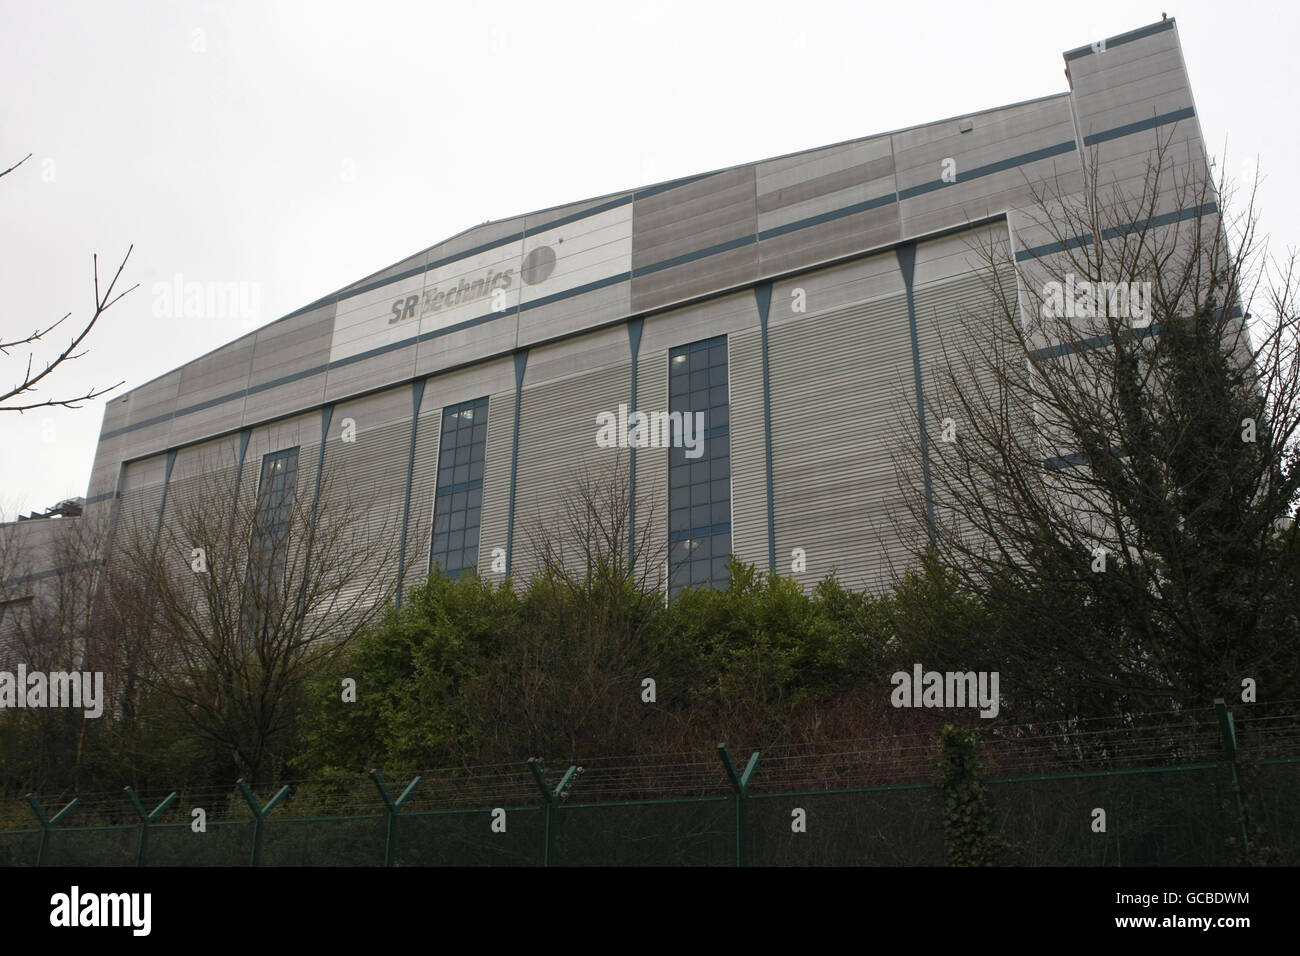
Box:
3;703;1296;867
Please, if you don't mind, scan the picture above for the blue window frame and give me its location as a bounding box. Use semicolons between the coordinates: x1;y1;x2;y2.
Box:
667;336;731;598
430;397;488;577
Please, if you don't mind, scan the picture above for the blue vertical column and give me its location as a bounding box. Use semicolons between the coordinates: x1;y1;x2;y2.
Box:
505;350;529;575
395;381;425;605
896;243;936;543
627;317;644;565
150;450;179;559
754;283;777;574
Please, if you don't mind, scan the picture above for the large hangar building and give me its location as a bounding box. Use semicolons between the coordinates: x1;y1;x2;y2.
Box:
79;19;1213;600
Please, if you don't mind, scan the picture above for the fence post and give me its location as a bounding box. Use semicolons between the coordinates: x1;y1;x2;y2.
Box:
718;743;761;868
236;779;291;867
25;794;78;868
527;758;578;867
370;770;421;867
124;787;178;867
1214;698;1250;854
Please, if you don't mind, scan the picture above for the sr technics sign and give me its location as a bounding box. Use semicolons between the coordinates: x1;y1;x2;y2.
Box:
329;204;631;364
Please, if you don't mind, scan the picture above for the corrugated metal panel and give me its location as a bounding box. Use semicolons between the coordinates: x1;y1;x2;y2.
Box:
769;285;918;592
631;167;759;313
634;351;669;589
512;362;632;583
728;327;768;572
477;388;515;584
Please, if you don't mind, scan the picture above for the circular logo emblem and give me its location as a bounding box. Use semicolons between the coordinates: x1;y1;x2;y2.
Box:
522;245;557;286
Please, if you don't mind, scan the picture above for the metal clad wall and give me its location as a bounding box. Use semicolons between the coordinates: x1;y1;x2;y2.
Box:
727;327;767;571
513;328;632;582
632;350;669;589
245;302;335;419
756;135;899;274
768;252;914;591
112;453;170;560
894;95;1078;240
1066;21;1206;224
171;338;254;446
631;167;759;312
315;388;411;608
477;386;516;585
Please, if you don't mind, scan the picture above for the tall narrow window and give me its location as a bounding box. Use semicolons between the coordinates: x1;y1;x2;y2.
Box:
667;336;731;598
245;446;298;636
430;396;488;578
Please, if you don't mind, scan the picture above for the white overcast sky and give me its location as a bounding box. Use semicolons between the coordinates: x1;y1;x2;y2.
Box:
1;0;1296;520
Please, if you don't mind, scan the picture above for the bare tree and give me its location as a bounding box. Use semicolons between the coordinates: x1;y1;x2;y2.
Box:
104;455;404;786
1;153;132;414
894;131;1300;714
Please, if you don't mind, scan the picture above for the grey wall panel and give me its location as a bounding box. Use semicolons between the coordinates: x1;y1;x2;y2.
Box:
424;217;526;268
323;387;416;599
511;362;632;583
168;399;247;448
913;244;1021;565
631;166;759;313
414;313;520;379
323;344;418;403
757;205;901;277
633;350;669;589
524;194;631;231
240;375;327;428
177;338;254;401
101;394;131;433
124;369;182;427
119;421;175;463
158;435;242;569
423;358;517;407
633;168;756;259
1067;33;1179;83
1071;58;1189;118
523;324;629;388
112;453;170;551
769;250;905;332
727;327;767;572
639;290;760;356
756;137;895;232
314;415;408;608
477;387;515;585
249;303;335;388
517;280;631;349
768;279;917;592
339;252;428;296
334;383;413;434
632;245;760;314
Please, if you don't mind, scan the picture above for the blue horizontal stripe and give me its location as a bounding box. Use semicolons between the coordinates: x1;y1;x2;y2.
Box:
757;192;898;241
1064;18;1173;61
1016;202;1218;261
1083;107;1196;147
1028;305;1243;362
898;140;1077;200
632;235;756;277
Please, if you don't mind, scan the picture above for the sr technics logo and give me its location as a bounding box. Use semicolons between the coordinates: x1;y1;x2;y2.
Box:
389;245;557;324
